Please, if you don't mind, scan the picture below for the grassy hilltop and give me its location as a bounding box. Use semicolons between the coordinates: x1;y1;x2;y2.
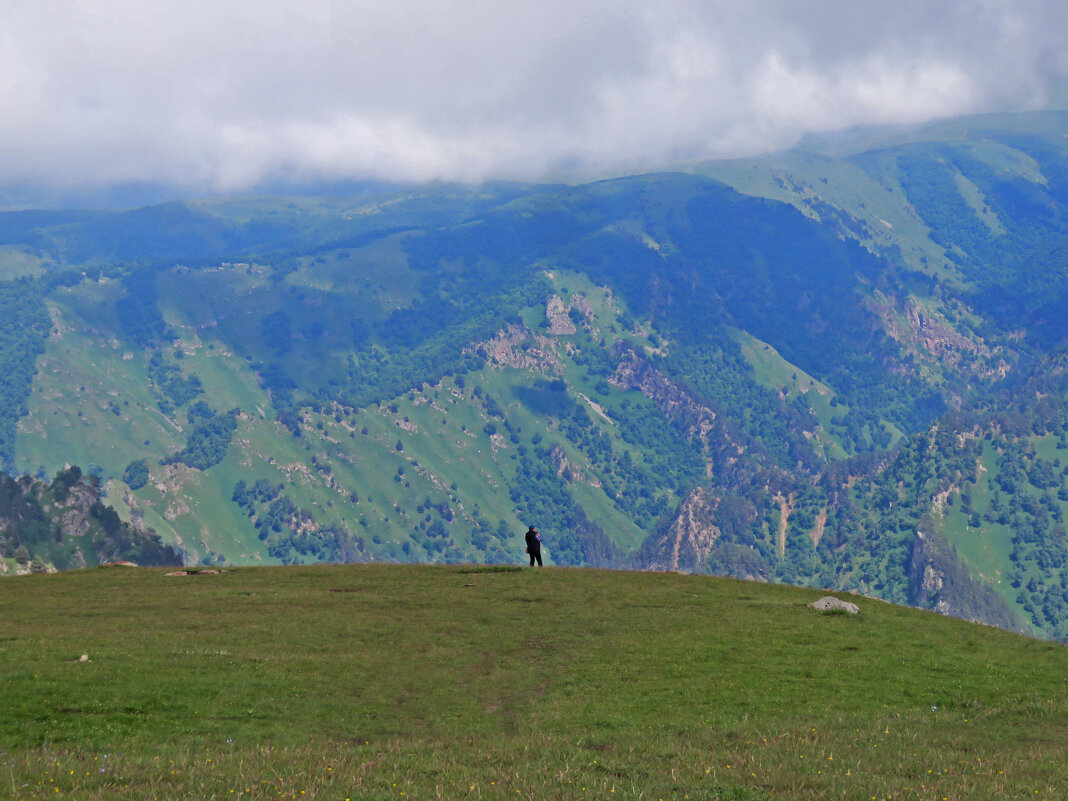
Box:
1;564;1065;800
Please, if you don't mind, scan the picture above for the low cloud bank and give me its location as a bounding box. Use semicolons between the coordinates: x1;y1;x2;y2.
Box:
1;0;1064;195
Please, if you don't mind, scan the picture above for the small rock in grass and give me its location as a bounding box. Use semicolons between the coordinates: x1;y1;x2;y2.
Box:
808;596;859;614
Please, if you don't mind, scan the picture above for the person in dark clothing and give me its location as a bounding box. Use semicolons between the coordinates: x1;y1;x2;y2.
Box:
524;526;543;566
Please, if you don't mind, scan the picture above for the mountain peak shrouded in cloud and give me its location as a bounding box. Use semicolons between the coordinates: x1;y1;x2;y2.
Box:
1;0;1065;201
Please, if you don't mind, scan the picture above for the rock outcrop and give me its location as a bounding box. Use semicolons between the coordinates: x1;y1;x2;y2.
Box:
471;323;561;373
873;295;1004;378
610;348;716;447
57;483;101;538
549;444;601;488
545;296;576;334
808;596;859;614
545;293;595;335
903;298;988;364
644;486;720;571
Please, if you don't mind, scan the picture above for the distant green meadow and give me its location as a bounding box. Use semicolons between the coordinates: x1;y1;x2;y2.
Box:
1;565;1065;800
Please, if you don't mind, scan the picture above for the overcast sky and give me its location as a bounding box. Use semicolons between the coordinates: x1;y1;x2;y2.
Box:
1;0;1065;195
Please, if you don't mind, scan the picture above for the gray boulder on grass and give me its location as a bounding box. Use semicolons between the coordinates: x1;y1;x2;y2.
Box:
808;596;859;614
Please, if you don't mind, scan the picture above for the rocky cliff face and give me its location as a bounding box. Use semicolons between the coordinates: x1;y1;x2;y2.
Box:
610;348;716;448
545;293;594;335
55;483;99;539
545;296;576;335
643;486;721;571
872;295;1005;379
902;299;985;362
473;323;562;374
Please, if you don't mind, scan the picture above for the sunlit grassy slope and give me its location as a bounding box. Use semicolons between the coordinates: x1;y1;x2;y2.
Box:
1;564;1065;800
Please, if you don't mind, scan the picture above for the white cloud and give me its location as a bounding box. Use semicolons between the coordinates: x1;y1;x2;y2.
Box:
0;0;1063;194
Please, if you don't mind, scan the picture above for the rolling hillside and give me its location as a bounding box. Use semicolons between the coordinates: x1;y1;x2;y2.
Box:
2;110;1068;638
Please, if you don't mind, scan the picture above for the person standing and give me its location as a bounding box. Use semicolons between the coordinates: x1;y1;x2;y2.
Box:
524;526;543;566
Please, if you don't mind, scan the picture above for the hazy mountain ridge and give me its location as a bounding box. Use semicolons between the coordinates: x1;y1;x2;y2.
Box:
2;111;1067;638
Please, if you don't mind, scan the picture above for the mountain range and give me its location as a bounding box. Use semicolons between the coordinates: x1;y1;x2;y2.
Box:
1;109;1066;639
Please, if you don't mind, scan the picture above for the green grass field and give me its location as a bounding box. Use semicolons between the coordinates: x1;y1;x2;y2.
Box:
1;565;1065;800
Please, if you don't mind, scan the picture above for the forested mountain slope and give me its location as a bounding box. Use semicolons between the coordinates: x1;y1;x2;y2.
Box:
2;110;1067;638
